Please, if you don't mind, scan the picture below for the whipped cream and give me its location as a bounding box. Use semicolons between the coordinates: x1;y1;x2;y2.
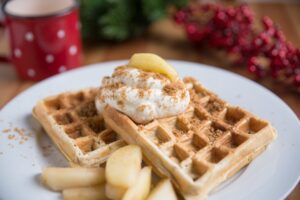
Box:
95;66;190;123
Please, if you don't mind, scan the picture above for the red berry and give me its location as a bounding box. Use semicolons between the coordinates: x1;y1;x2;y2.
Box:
248;64;257;73
278;49;286;59
216;11;226;21
249;57;257;64
174;11;186;24
255;67;267;78
240;4;252;18
186;24;197;34
293;74;300;86
175;3;300;92
270;48;279;57
275;30;286;41
260;33;271;45
227;7;236;17
254;38;262;47
262;16;273;30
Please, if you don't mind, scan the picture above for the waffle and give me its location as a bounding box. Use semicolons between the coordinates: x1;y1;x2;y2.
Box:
32;88;125;167
103;77;277;199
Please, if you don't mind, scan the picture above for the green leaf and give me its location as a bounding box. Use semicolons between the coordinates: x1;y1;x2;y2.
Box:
80;0;109;40
98;2;131;40
80;0;188;41
167;0;188;8
142;0;168;22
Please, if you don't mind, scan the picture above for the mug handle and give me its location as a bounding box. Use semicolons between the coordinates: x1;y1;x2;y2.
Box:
0;20;10;63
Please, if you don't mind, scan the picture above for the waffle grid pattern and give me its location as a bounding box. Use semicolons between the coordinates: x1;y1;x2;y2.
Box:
141;78;269;182
42;88;123;156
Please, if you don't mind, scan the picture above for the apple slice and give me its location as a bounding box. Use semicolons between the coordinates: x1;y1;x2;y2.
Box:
147;179;177;200
41;167;105;191
122;167;152;200
105;145;142;188
128;53;178;81
105;183;127;200
62;185;107;200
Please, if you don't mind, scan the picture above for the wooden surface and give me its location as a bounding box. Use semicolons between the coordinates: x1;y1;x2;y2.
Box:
0;2;299;199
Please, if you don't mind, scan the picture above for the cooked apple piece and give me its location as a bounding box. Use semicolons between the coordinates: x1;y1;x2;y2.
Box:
128;53;178;81
106;145;142;188
62;185;107;200
122;167;152;200
147;179;177;200
41;167;105;191
105;183;127;200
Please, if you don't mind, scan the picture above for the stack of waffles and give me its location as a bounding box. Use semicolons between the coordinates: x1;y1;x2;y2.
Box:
33;77;276;199
32;88;125;167
103;77;277;199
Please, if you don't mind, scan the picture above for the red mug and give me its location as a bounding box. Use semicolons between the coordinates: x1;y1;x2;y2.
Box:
0;0;82;81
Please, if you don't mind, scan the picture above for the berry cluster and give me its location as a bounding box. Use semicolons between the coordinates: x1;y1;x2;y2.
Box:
174;3;300;91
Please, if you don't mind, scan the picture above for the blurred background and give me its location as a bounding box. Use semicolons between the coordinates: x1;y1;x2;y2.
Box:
1;1;299;107
0;0;299;110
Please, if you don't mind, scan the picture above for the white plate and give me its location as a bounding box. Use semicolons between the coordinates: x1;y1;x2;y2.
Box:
0;60;300;200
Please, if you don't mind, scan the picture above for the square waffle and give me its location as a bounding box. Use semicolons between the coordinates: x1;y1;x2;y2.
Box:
32;88;125;167
103;77;277;199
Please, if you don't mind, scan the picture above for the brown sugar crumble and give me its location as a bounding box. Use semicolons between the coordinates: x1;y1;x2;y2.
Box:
138;90;145;98
173;128;184;137
2;125;34;146
112;65;130;77
14;128;32;141
110;82;126;90
207;127;224;143
189;90;203;105
99;82;126;102
137;68;168;82
120;89;127;101
163;82;185;97
78;101;97;117
172;127;190;138
137;105;146;112
205;100;224;114
117;100;124;107
181;92;186;100
190;117;203;128
2;129;11;133
55;113;73;125
8;134;15;140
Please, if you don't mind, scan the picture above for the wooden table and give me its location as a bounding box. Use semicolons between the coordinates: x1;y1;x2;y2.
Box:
0;2;299;199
